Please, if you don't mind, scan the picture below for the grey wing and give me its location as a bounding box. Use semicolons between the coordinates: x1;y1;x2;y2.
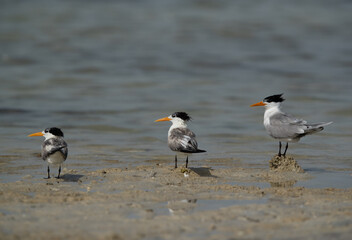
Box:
169;128;198;153
42;139;68;160
60;143;68;159
267;113;306;139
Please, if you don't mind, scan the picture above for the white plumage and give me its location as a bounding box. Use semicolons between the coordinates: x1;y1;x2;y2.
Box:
251;94;332;156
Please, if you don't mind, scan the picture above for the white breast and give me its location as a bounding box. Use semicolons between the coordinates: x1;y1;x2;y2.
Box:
47;151;65;166
263;105;281;129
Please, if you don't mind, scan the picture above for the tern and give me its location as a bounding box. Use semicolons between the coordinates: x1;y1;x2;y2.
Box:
28;127;68;179
251;94;332;157
155;112;206;168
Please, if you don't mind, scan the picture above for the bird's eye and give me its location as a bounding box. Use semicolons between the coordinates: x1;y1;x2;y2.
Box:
44;130;48;133
172;114;176;118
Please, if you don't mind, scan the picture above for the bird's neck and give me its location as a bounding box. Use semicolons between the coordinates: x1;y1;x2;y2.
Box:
264;104;282;123
168;121;187;135
44;135;60;141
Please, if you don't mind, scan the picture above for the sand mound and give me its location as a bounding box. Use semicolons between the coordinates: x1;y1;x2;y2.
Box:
269;155;304;173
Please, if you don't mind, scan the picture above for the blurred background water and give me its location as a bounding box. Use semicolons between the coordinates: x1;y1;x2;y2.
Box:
0;0;351;187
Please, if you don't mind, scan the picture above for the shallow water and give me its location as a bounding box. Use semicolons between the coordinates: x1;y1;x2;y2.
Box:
1;0;352;188
151;198;269;217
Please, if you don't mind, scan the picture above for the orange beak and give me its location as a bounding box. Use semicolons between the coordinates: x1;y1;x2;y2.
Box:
250;101;266;107
155;117;172;122
28;132;44;137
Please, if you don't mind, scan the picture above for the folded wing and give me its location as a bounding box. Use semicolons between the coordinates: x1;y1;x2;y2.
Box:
267;112;332;140
168;128;200;153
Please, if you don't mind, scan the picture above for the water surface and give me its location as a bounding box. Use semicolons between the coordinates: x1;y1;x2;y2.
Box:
1;0;351;188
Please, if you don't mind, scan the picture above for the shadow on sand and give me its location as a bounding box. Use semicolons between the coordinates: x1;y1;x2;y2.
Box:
60;174;85;182
189;167;218;178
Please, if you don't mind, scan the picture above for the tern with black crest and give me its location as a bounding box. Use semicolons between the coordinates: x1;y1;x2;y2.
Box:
155;112;206;168
251;94;332;157
28;127;68;179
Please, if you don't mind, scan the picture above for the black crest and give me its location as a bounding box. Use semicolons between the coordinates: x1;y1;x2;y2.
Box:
264;94;285;103
45;127;64;137
172;112;191;121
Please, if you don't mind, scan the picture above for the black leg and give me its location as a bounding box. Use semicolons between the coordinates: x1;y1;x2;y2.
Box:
278;142;282;157
45;166;51;179
175;155;178;168
56;165;61;179
185;156;188;168
283;142;288;157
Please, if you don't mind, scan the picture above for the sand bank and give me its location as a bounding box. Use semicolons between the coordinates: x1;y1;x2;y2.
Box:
0;164;351;239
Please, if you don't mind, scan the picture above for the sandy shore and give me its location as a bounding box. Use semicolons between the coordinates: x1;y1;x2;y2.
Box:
0;163;351;240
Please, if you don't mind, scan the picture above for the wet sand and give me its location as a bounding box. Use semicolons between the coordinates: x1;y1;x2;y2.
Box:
1;163;351;240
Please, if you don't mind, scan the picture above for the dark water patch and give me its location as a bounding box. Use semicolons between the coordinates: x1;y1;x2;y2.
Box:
0;32;24;41
0;155;24;169
291;95;333;102
56;110;120;116
72;67;103;74
215;27;255;40
254;67;314;79
304;167;331;173
332;60;352;68
271;35;300;50
121;82;158;88
48;77;88;84
134;64;181;73
325;167;352;172
191;0;227;9
189;59;242;70
101;159;120;164
0;108;32;114
56;108;147;116
294;52;315;60
77;26;122;38
136;137;160;143
297;170;352;189
208;133;246;139
328;107;352;117
80;125;138;133
245;54;283;62
1;56;36;66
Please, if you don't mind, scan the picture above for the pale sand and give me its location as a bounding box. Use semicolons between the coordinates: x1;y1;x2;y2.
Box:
0;164;351;240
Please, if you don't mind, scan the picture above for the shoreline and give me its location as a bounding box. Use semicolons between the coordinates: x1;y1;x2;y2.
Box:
1;164;351;239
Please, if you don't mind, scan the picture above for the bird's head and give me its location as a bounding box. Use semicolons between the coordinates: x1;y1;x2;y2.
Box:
28;127;64;140
250;93;285;109
155;112;191;125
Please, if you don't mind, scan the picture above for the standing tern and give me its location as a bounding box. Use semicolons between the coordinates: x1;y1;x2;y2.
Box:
250;94;332;157
155;112;206;168
28;127;68;179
